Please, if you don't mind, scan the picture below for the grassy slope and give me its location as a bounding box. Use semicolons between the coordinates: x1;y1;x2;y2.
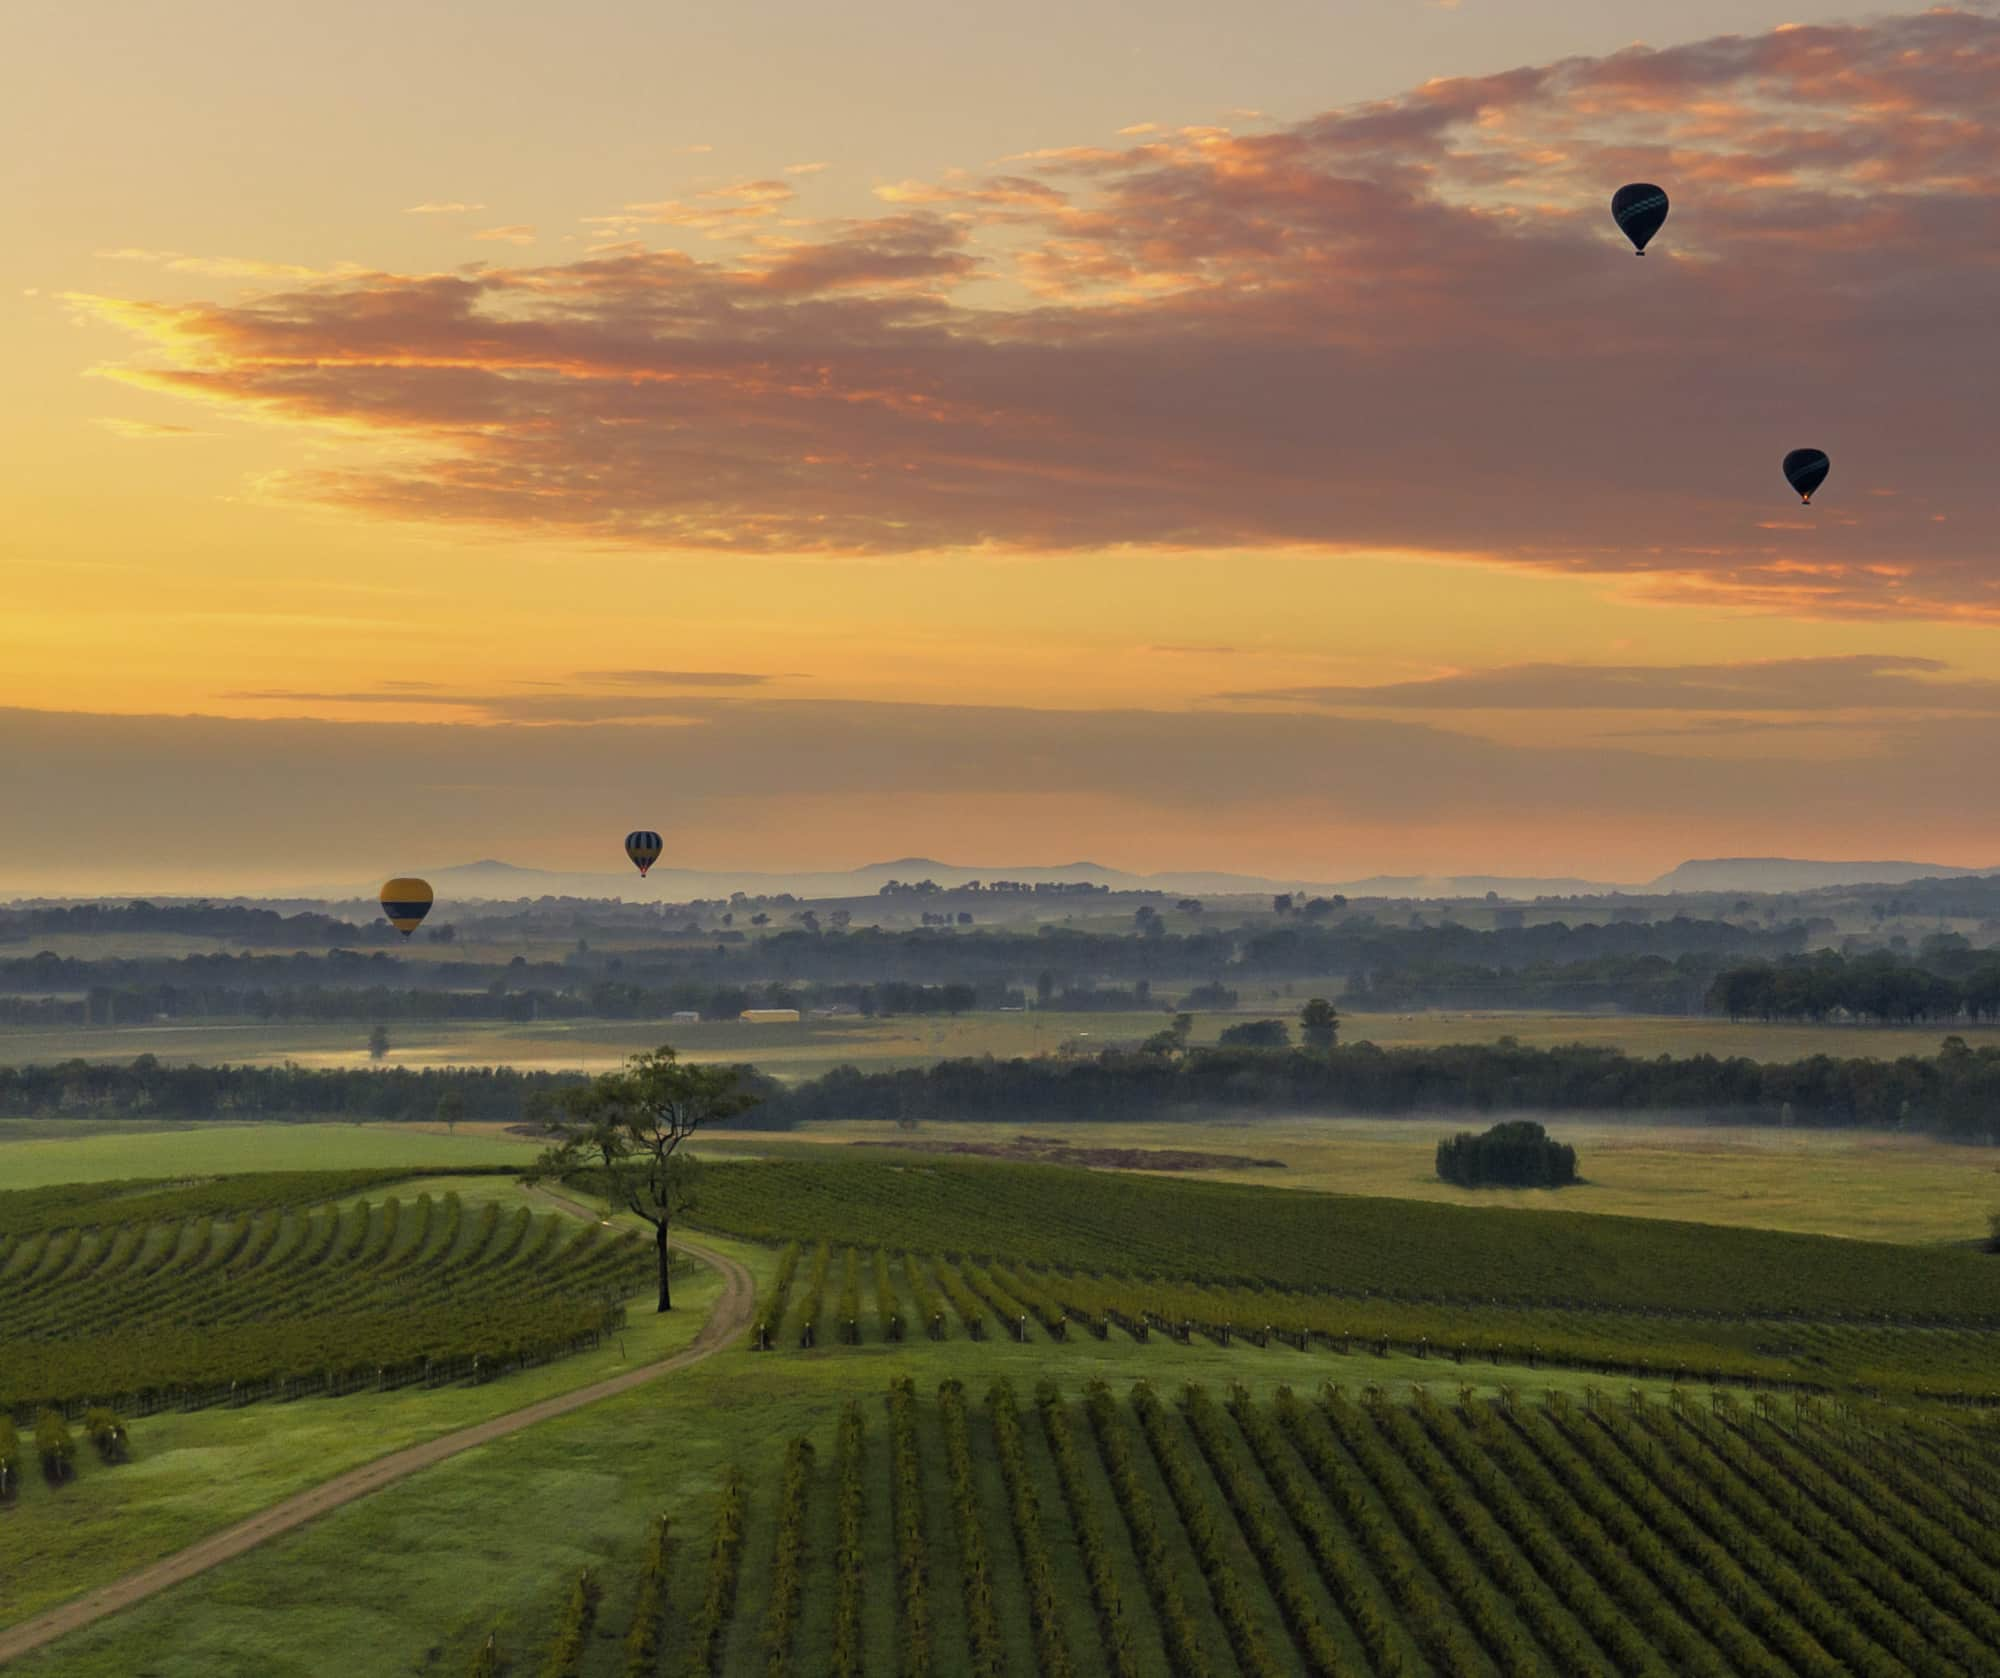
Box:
755;1115;2000;1245
0;1121;539;1189
683;1156;2000;1320
0;1243;732;1633
3;1322;1687;1676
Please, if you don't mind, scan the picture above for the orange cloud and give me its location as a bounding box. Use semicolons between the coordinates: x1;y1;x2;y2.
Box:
75;9;2000;616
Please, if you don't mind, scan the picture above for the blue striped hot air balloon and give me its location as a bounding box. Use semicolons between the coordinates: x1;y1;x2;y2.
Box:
1611;182;1669;254
379;878;434;937
625;831;664;877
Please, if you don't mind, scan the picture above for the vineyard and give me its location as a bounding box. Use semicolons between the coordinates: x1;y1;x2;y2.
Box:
733;1241;2000;1404
0;1178;650;1413
685;1156;2000;1323
457;1376;2000;1678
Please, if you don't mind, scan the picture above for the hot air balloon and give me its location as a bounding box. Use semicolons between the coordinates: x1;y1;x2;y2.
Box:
625;830;664;877
1782;448;1830;504
379;877;434;938
1611;183;1669;254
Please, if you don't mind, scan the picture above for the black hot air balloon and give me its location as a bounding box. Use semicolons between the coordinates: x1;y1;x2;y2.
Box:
1611;183;1670;254
1782;449;1830;504
625;830;663;877
379;878;434;938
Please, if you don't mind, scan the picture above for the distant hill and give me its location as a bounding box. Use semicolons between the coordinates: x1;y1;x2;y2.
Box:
365;858;1634;903
1650;856;1992;893
363;856;1349;903
1331;874;1622;900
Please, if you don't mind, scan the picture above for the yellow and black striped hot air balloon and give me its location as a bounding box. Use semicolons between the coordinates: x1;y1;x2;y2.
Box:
624;830;664;877
379;877;434;938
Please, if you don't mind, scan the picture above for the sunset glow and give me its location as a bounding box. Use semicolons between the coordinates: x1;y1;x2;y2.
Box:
7;1;2000;890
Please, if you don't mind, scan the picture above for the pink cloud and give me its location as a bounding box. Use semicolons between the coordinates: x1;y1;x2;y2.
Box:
80;9;2000;615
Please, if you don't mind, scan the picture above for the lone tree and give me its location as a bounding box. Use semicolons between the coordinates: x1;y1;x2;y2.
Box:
1436;1119;1578;1189
529;1046;758;1312
367;1024;390;1060
436;1090;465;1134
1299;997;1340;1051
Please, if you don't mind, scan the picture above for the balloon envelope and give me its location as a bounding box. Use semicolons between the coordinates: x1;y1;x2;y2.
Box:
1782;448;1830;503
379;877;434;937
1611;183;1669;253
625;830;664;877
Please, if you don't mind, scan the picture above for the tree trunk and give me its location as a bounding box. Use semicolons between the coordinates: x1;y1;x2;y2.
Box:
655;1218;672;1312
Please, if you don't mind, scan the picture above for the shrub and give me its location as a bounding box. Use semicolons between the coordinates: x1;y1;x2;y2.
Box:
85;1406;130;1464
537;1566;602;1678
35;1409;75;1485
1436;1119;1578;1188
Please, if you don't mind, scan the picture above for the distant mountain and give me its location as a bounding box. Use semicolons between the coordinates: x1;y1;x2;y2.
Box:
1650;857;1992;894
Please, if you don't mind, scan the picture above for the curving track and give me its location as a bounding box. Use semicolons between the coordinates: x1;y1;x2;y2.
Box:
0;1234;754;1668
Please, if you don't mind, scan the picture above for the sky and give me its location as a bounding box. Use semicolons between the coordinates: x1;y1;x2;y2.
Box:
6;1;2000;893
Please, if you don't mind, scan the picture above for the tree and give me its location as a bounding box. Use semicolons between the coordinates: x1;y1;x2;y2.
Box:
529;1046;758;1312
436;1090;465;1134
367;1024;390;1060
1436;1120;1578;1189
1299;997;1340;1051
1272;894;1294;916
1219;1018;1289;1048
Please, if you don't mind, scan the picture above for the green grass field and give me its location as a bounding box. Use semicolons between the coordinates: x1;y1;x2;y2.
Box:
0;1119;540;1188
0;1240;733;1631
2;1007;1990;1079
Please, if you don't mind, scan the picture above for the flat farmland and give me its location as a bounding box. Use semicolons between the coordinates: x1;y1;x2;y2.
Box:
1;1008;1991;1078
0;1120;540;1189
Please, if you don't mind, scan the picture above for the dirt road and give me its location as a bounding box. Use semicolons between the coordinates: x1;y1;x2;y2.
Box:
0;1235;753;1668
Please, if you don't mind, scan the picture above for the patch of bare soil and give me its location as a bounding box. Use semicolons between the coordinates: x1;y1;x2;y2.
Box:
852;1132;1284;1171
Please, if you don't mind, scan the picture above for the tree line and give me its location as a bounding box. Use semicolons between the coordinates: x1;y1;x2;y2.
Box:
0;977;1004;1029
759;1037;2000;1142
10;1033;2000;1142
1706;953;2000;1024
